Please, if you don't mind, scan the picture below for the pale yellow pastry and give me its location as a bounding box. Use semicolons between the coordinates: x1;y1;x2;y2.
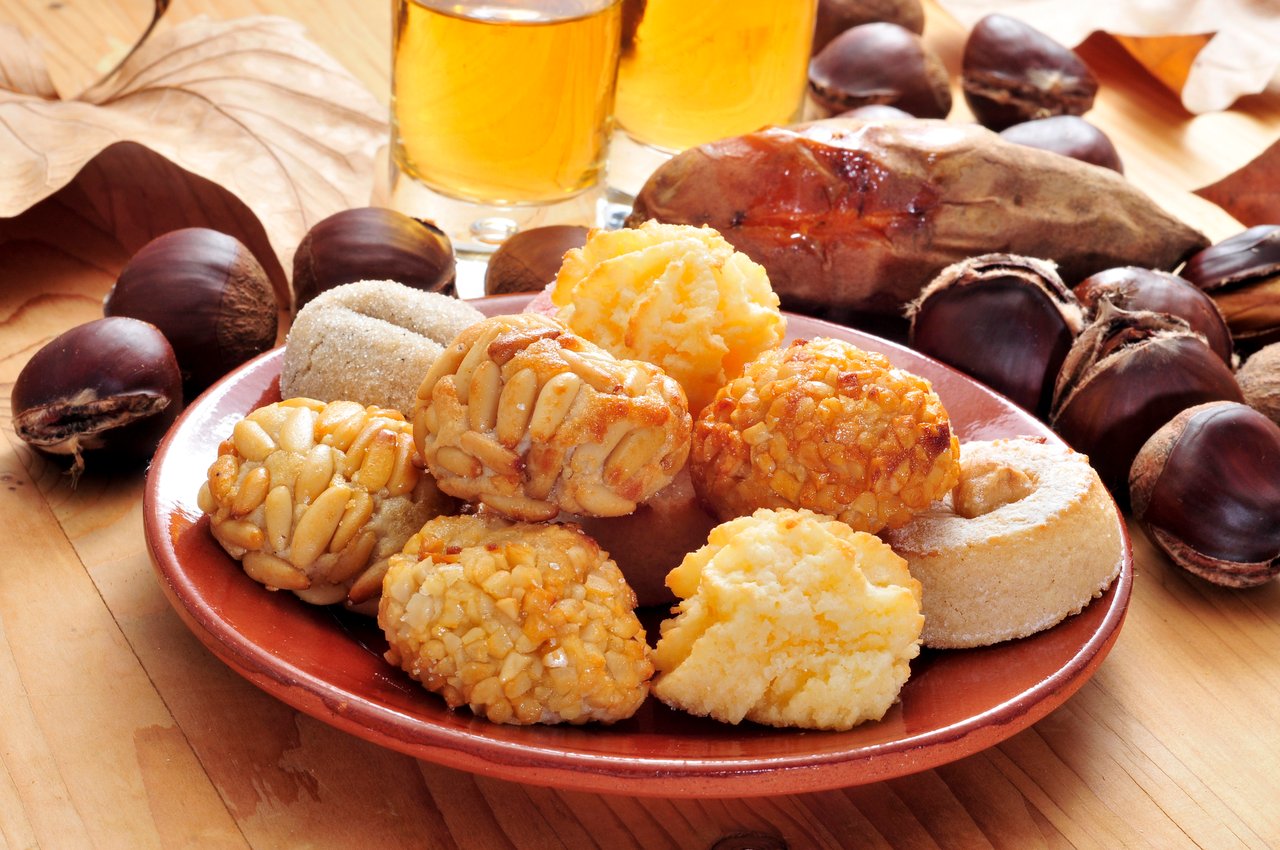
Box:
882;437;1123;649
281;279;483;415
550;221;785;413
378;513;652;725
652;508;923;730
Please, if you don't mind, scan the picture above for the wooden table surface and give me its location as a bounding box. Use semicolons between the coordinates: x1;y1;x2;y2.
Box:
2;1;1279;848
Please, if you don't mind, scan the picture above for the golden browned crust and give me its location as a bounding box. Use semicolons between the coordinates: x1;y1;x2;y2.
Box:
691;337;960;533
883;437;1123;648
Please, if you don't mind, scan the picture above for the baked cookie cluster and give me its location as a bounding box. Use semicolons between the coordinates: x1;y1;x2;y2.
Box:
197;220;1121;730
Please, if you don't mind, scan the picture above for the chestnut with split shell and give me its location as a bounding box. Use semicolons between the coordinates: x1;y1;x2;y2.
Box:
1130;401;1280;588
104;228;278;396
1179;225;1280;350
908;253;1084;417
962;14;1098;131
11;317;183;481
1073;266;1233;366
1049;301;1243;501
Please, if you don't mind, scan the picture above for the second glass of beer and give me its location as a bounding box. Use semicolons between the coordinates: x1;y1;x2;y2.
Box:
608;0;819;199
390;0;623;254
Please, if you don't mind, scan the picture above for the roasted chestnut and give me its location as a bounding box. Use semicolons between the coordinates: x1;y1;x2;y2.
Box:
1050;301;1244;500
484;224;589;295
1179;225;1280;350
1074;266;1233;365
104;228;278;396
1130;401;1280;588
292;207;456;311
908;254;1084;417
999;115;1123;173
11;317;183;480
962;14;1098;131
808;23;952;119
811;0;924;54
1236;342;1280;426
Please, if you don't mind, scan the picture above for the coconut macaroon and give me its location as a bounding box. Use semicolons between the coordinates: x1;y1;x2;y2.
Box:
281;279;483;415
550;221;786;414
652;508;923;730
378;513;653;725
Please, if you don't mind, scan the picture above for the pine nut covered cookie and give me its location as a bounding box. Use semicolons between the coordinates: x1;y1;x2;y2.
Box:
413;313;691;521
198;397;456;606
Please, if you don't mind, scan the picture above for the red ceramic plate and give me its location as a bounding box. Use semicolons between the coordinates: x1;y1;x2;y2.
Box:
144;294;1132;798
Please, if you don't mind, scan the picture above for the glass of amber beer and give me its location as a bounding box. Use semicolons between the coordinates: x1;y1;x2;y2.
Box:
389;0;623;253
608;0;818;200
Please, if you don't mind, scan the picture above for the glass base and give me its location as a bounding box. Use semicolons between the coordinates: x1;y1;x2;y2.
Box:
605;129;680;205
381;154;613;260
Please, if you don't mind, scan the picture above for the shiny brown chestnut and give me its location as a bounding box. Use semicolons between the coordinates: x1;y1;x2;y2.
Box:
908;253;1084;416
1050;301;1244;501
962;14;1098;131
292;207;456;311
999;115;1123;173
808;23;951;119
11;317;183;481
1074;266;1233;365
1130;401;1280;588
1179;225;1280;349
104;228;278;396
811;0;924;54
1236;342;1280;426
484;224;589;295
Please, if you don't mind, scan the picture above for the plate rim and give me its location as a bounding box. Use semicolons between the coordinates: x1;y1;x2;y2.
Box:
143;294;1133;797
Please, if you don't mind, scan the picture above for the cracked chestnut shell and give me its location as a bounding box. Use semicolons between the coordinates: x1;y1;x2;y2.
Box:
1179;225;1280;350
999;115;1123;173
1074;266;1233;366
809;23;952;118
1049;301;1243;500
962;14;1098;131
292;207;456;311
105;228;278;396
11;317;183;480
1130;401;1280;588
811;0;924;54
908;253;1084;417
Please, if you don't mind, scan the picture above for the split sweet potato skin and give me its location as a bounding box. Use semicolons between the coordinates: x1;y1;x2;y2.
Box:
627;118;1209;326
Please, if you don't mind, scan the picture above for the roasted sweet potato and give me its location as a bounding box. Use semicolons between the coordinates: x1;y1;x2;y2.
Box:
627;118;1209;328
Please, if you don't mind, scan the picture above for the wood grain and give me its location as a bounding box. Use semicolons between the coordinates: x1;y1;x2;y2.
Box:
2;0;1279;848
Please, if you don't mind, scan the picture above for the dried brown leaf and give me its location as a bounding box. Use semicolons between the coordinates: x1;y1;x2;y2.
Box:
934;0;1280;113
1195;137;1280;227
0;15;388;307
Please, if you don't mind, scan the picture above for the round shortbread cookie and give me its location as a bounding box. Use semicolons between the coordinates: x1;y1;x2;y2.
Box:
882;437;1123;649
